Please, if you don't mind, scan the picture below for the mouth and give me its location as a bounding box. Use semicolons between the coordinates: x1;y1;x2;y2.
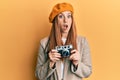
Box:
63;24;68;28
61;24;69;32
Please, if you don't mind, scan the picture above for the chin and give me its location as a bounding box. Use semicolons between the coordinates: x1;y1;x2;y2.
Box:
62;31;69;34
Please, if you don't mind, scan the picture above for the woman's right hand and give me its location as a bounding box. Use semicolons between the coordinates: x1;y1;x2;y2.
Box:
48;49;61;68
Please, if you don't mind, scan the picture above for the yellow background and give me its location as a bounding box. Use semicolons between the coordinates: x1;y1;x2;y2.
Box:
0;0;120;80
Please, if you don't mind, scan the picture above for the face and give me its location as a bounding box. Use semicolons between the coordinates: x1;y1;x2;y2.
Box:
57;11;72;34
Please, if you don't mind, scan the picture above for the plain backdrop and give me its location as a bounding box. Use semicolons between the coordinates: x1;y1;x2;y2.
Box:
0;0;120;80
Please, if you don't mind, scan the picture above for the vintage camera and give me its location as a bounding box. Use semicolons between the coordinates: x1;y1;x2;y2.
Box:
55;45;73;57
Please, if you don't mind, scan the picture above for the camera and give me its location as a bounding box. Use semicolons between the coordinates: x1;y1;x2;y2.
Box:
55;45;73;57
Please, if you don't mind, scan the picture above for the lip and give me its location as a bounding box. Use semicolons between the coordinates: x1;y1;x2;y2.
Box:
63;24;68;28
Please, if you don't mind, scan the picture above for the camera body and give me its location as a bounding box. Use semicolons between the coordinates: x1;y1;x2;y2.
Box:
55;45;73;57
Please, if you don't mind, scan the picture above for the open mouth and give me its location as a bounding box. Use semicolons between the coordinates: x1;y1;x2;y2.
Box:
63;24;68;28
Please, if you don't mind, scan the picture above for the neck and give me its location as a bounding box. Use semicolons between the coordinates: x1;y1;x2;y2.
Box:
62;33;68;38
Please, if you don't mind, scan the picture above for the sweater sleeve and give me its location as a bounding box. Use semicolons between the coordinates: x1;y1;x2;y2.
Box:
71;37;92;78
35;41;56;80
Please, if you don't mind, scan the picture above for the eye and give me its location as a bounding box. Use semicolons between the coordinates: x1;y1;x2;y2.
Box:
58;14;63;18
67;14;72;18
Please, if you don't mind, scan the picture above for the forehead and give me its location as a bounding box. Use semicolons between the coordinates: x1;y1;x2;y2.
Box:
59;11;72;15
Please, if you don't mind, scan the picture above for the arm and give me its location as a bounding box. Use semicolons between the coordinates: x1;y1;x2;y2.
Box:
35;41;56;80
71;37;92;78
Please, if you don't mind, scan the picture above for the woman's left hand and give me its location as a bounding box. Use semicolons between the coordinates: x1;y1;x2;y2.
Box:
69;49;80;66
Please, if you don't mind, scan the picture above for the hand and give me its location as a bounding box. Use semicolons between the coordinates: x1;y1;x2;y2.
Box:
69;49;80;66
48;49;61;68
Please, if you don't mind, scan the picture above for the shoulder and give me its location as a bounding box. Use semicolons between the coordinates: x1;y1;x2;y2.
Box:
77;35;89;45
40;37;49;43
77;35;86;41
40;37;49;48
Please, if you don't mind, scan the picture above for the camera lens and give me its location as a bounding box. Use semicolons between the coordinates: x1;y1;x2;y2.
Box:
62;49;69;57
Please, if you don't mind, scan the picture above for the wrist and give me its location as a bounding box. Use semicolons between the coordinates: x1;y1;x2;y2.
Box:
49;61;56;69
72;61;79;67
72;61;79;71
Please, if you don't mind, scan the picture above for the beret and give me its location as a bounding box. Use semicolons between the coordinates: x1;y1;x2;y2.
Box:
49;2;74;23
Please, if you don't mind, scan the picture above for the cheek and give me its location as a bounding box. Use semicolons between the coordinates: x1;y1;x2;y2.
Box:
58;21;63;26
68;20;72;26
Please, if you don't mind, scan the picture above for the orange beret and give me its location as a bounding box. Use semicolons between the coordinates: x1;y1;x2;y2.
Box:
49;2;74;23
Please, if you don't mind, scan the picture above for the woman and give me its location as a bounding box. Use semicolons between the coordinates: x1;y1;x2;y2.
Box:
35;2;92;80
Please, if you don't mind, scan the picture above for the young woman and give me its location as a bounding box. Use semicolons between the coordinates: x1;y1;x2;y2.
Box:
35;2;92;80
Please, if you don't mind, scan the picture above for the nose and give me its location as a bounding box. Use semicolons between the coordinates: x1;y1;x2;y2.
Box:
64;17;67;23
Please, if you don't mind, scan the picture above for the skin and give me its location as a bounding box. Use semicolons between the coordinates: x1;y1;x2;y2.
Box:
49;11;80;68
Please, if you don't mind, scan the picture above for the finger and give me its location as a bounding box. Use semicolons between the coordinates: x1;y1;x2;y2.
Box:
69;54;74;60
52;58;60;62
51;49;58;53
72;57;78;61
71;49;77;54
54;58;60;61
53;54;61;58
51;53;61;58
52;52;61;56
69;54;78;60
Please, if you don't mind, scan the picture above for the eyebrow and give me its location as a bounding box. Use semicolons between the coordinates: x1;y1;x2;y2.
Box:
59;12;72;15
